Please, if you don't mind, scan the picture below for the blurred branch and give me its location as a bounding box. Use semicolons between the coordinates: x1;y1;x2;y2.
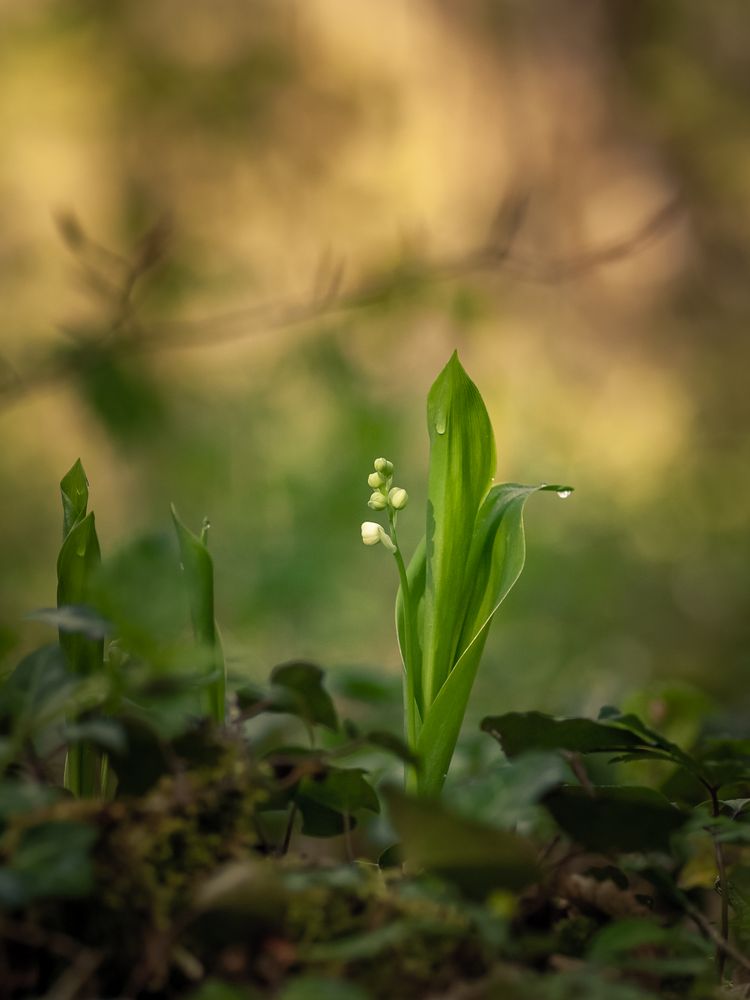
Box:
0;196;682;414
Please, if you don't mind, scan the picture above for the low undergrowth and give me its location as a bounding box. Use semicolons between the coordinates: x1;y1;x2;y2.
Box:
1;354;748;999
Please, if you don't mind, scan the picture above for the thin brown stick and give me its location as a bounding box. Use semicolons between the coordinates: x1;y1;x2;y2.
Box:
0;198;682;416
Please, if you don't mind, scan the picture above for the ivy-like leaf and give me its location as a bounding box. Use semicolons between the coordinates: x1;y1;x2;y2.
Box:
269;661;339;732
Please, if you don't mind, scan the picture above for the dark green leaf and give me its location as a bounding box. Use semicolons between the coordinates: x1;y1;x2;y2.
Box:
298;767;379;815
107;718;170;796
543;785;688;852
482;711;646;757
385;787;539;897
270;661;338;731
0;782;61;828
0;820;97;906
296;796;353;838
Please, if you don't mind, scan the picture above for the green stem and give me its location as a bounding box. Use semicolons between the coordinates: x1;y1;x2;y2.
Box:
389;511;419;792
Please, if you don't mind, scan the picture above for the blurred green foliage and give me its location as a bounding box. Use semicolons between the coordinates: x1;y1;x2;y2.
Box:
0;0;749;741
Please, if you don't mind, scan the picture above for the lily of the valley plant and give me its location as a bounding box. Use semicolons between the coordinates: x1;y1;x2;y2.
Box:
361;352;571;795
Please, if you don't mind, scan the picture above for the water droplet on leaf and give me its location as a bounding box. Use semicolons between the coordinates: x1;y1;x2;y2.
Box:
556;489;572;499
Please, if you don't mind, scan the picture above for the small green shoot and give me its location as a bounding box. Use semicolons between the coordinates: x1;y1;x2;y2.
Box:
57;460;104;797
361;353;572;794
171;505;226;723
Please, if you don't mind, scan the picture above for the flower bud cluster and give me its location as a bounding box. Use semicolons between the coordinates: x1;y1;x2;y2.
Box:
361;456;409;552
366;457;408;512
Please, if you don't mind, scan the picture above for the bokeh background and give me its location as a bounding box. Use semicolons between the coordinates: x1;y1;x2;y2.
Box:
2;0;749;739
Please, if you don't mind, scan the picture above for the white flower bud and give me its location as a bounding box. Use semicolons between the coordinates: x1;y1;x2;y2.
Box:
360;521;397;553
368;491;388;510
388;487;408;510
368;471;385;489
374;457;394;477
361;521;382;546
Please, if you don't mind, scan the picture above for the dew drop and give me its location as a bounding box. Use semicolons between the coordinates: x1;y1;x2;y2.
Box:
556;489;572;499
434;412;447;435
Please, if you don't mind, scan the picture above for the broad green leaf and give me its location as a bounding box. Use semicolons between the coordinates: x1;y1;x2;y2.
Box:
385;787;539;897
422;352;495;708
172;505;225;722
543;785;688;852
481;711;647;757
415;485;555;795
